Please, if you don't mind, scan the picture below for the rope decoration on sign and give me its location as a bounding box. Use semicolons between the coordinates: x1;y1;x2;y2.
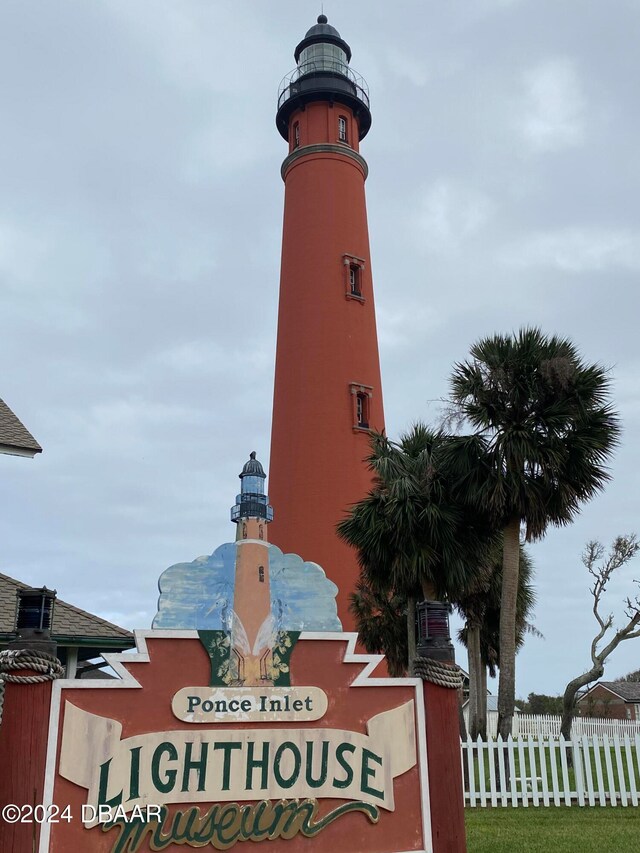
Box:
0;649;64;726
412;656;464;690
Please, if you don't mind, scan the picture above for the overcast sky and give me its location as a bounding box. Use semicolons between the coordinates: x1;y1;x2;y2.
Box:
2;0;639;699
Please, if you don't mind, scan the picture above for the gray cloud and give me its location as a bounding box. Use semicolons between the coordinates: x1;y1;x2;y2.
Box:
1;0;640;699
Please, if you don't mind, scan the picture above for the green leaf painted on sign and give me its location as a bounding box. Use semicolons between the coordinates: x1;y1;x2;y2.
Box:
198;630;301;687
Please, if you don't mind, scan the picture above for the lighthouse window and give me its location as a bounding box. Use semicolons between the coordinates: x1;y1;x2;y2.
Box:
356;394;368;428
299;43;347;75
350;383;373;430
293;122;300;149
349;264;360;296
338;116;348;142
258;566;265;583
344;255;365;300
243;475;262;494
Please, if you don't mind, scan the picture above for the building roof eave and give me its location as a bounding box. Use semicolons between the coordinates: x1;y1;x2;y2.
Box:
0;442;41;458
0;633;134;648
0;399;42;455
578;682;632;703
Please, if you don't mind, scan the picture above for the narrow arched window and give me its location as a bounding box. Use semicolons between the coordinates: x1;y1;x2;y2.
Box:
349;264;361;296
343;255;365;299
338;116;348;143
356;393;369;428
350;383;373;430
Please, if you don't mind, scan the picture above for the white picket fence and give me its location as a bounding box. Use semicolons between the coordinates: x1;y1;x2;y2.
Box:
461;733;640;807
474;713;640;738
516;714;640;738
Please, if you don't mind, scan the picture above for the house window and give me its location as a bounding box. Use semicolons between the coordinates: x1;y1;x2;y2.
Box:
338;116;348;143
343;255;365;299
350;383;373;430
293;121;300;149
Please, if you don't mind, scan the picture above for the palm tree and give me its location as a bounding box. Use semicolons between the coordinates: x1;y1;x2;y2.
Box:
449;328;620;739
338;423;494;670
457;545;537;739
347;536;538;741
349;579;408;677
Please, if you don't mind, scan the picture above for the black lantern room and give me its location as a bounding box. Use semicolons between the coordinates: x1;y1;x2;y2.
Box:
231;452;274;523
276;15;372;141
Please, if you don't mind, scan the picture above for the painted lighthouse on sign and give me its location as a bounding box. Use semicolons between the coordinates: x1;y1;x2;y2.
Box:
154;452;342;686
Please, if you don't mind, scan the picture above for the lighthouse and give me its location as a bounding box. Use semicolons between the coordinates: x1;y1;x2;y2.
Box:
269;16;385;628
229;452;275;685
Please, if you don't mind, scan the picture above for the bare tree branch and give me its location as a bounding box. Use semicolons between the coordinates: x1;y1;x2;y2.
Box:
561;534;640;740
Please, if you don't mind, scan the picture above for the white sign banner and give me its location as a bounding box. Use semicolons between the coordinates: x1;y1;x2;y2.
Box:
172;685;328;723
59;700;417;826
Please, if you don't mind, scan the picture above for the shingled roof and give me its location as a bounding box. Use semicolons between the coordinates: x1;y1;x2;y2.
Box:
0;572;133;645
0;399;42;457
597;681;640;703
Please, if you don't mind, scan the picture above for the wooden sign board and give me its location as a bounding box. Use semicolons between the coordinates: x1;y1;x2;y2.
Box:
40;631;432;852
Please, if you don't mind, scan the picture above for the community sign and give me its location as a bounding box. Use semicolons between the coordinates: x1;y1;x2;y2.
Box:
40;630;432;852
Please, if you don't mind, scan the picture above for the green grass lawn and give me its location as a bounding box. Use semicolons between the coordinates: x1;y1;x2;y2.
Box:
465;807;640;852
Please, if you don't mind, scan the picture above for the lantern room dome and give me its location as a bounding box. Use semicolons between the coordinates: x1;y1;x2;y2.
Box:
304;15;340;39
240;451;266;480
294;15;352;63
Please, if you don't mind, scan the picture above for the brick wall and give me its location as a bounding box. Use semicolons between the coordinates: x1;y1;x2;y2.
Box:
577;685;638;720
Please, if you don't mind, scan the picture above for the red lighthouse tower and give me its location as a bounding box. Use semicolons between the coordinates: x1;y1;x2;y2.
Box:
269;16;384;628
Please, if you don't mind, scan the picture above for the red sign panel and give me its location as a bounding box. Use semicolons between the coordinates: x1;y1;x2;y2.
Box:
40;631;431;852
